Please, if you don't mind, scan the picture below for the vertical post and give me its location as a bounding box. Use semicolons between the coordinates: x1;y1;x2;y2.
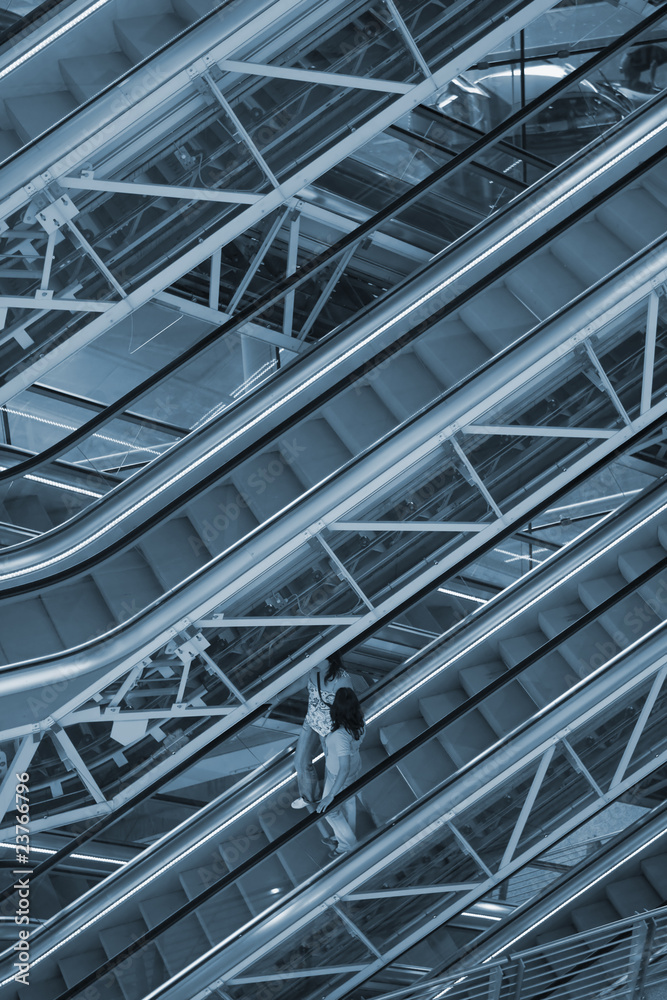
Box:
209;247;222;311
642;290;658;414
520;29;527;185
283;212;300;339
628;918;654;999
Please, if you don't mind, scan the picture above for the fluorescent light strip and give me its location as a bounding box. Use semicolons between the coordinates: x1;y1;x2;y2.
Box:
5;499;664;979
0;772;294;984
2;120;664;583
0;0;115;83
373;496;667;720
0;841;122;865
230;359;277;398
482;827;667;962
545;490;641;513
437;587;488;605
495;547;545;565
0;466;103;499
1;406;162;454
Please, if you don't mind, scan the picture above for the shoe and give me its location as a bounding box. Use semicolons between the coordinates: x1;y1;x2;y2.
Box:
321;836;338;850
291;797;309;809
327;846;349;860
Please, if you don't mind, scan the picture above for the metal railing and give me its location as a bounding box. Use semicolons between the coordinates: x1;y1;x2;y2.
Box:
375;903;667;1000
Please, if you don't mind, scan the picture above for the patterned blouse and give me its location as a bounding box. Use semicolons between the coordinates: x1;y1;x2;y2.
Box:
304;667;350;737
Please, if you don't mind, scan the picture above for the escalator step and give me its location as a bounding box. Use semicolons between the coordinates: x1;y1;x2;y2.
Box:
92;549;163;622
140;892;209;975
0;597;62;662
41;577;113;649
459;284;535;354
113;15;187;64
180;869;250;946
369;349;444;420
380;717;456;797
598;185;667;251
360;747;416;824
505;250;587;320
277;417;352;487
641;854;667;899
174;0;222;19
322;384;396;453
414;316;491;389
459;661;538;735
606;875;662;917
550;219;631;287
185;482;257;556
231;449;304;522
140;515;210;588
570;900;617;932
419;690;497;768
6;92;78;142
59;52;133;103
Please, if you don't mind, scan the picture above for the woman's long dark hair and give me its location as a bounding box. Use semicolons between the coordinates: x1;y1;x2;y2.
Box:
324;651;345;684
330;687;364;741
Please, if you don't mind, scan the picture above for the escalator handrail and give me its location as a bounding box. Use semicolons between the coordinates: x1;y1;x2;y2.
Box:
0;210;665;700
17;514;667;980
0;4;662;495
6;427;665;909
3;123;667;593
41;582;667;1000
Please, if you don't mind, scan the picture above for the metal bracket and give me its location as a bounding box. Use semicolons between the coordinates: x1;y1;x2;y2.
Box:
36;195;79;234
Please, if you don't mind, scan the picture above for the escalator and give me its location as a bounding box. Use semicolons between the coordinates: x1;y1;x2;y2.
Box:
3;85;667;834
364;805;667;1000
3;64;667;573
404;801;667;1000
4;465;667;999
0;0;555;402
0;4;663;544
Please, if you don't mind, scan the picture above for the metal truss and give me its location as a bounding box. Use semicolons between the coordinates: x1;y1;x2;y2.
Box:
124;623;667;1000
363;904;667;1000
1;250;665;836
0;0;555;403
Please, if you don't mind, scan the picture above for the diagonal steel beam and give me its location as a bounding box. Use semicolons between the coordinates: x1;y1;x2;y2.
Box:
452;438;503;518
642;289;659;415
217;59;414;94
611;662;667;787
297;242;357;342
464;425;615;439
584;340;631;427
0;0;556;406
59;175;262;204
227;207;292;314
203;71;282;191
385;0;435;84
50;727;107;805
499;745;555;870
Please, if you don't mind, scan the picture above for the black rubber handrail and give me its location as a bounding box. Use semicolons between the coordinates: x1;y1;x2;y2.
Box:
430;797;667;981
1;3;662;486
0;0;237;167
6;423;661;909
47;539;667;1000
0;699;270;903
0;0;68;49
1;130;664;598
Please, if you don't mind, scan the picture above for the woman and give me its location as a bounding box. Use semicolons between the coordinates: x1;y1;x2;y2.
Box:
292;652;350;808
316;687;365;855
